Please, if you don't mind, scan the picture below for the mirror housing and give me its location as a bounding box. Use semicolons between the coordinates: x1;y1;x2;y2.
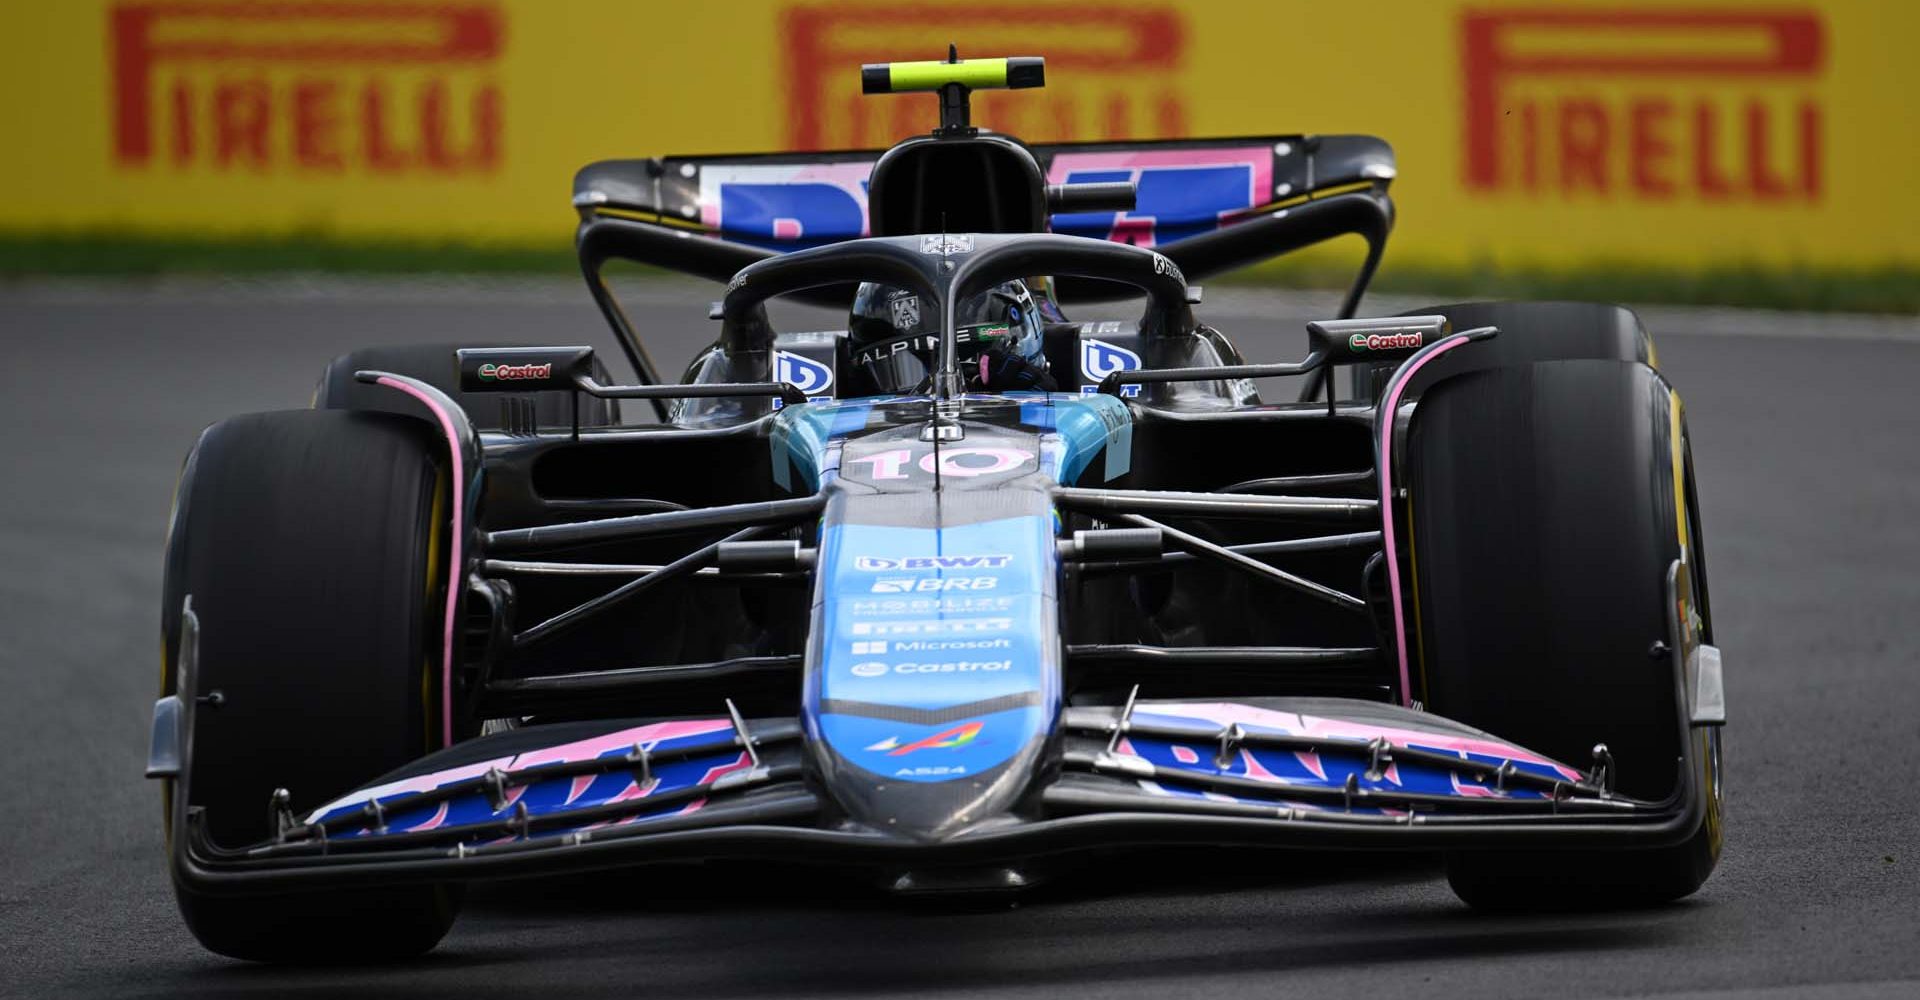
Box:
457;347;596;393
1307;316;1451;365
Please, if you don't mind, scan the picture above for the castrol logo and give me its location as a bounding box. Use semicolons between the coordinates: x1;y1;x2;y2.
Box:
477;362;552;381
1347;332;1424;352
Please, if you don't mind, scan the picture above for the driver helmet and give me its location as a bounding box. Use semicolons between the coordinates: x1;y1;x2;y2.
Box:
847;279;1052;395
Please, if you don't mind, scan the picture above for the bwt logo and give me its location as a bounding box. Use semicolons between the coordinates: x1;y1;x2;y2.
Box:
854;555;1014;571
779;2;1188;150
1079;338;1141;397
110;2;505;174
771;350;834;410
1463;8;1825;201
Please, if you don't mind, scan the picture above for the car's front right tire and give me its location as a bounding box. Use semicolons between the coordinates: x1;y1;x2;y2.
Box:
160;409;462;961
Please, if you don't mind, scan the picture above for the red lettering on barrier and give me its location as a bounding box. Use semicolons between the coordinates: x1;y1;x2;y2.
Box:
1462;8;1825;202
362;79;410;173
1557;98;1609;194
169;78;193;166
293;80;344;171
110;2;505;174
1629;98;1675;198
213;79;269;171
1694;103;1735;199
781;3;1188;149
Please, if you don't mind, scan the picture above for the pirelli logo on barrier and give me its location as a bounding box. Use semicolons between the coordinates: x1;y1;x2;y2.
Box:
1462;8;1825;201
109;2;505;174
781;2;1189;150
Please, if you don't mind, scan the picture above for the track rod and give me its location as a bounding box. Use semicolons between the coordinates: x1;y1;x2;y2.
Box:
1054;487;1378;522
1116;513;1367;611
485;494;825;553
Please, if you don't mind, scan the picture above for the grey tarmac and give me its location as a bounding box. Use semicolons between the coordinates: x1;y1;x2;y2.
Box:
2;278;1916;999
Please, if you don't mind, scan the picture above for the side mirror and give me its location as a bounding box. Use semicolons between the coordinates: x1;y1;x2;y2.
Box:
1307;316;1451;365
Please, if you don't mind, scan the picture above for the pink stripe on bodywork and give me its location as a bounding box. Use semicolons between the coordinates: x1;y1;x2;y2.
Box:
408;801;452;832
1135;701;1580;779
373;375;465;748
1373;338;1476;706
305;718;735;822
509;718;733;771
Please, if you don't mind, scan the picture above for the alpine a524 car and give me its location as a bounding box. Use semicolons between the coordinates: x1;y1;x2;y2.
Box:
150;54;1726;961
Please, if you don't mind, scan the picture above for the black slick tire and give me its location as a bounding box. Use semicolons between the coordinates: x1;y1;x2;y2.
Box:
160;409;461;961
1405;359;1721;910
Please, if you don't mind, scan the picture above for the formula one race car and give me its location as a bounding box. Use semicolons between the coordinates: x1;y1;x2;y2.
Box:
150;55;1726;961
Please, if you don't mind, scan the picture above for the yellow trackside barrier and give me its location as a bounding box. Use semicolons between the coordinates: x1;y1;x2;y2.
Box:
0;0;1913;272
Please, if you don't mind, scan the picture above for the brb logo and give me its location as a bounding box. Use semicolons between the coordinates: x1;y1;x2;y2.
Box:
779;3;1189;149
109;2;505;174
1462;8;1825;201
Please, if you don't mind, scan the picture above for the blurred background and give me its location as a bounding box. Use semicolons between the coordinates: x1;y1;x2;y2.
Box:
3;2;1918;998
1;0;1914;308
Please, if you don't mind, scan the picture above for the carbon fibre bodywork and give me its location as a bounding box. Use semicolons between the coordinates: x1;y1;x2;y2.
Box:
153;249;1715;891
151;58;1721;907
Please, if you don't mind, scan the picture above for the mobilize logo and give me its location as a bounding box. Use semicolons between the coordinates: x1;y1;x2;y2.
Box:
848;660;1014;677
1347;332;1423;352
853;554;1013;571
869;577;999;594
110;2;505;174
476;362;552;381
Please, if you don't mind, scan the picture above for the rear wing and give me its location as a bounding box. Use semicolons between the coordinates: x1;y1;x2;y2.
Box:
576;134;1390;248
575;133;1392;277
575;135;1395;391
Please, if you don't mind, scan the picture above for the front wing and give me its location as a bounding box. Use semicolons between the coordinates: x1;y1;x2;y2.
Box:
156;613;1707;896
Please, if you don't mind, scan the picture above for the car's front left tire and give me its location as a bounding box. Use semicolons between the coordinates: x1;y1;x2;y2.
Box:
1404;359;1722;910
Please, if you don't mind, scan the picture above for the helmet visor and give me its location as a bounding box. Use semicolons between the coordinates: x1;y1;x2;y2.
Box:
848;325;1023;396
849;333;938;395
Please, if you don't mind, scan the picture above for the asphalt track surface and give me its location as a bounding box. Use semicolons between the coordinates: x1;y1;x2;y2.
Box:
3;277;1918;999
